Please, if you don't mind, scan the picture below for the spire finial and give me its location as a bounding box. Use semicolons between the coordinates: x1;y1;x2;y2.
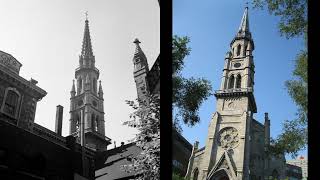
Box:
85;11;88;21
245;1;249;8
238;6;250;33
133;38;141;44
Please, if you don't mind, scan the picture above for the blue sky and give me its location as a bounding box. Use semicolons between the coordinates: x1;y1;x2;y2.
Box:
173;0;306;160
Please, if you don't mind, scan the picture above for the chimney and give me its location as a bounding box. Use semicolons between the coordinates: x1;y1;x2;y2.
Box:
121;142;124;146
114;141;116;148
264;112;270;146
55;105;63;135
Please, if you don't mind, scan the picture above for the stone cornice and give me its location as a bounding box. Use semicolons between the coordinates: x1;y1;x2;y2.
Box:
0;66;47;100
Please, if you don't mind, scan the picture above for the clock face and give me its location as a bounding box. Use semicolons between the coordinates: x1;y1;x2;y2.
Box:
78;100;83;106
234;62;241;68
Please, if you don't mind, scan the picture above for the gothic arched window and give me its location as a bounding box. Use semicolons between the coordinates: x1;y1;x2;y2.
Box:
193;168;199;180
95;116;99;132
236;74;241;88
75;113;80;132
237;44;241;56
228;75;235;89
244;45;248;55
93;78;97;93
272;169;279;179
1;88;20;118
78;77;83;94
91;114;95;131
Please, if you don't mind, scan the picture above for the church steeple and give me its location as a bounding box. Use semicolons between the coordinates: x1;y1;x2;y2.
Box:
238;7;250;35
79;13;96;69
81;18;94;57
69;15;111;151
216;6;257;112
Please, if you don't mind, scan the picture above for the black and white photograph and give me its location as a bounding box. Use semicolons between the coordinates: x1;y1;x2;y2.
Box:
0;0;159;179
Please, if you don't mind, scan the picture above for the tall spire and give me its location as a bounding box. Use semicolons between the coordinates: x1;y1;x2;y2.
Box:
81;13;94;57
133;38;149;71
238;7;249;33
98;80;103;98
71;80;76;97
231;7;253;48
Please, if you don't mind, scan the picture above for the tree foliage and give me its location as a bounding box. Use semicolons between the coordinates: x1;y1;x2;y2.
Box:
121;94;160;180
253;0;307;39
172;35;212;131
253;0;307;157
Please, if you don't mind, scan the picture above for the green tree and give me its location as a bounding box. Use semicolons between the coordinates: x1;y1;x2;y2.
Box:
172;35;212;131
121;94;160;180
252;0;307;158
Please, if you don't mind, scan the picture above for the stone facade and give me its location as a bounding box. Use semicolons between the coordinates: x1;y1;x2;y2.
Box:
185;7;286;180
69;18;111;151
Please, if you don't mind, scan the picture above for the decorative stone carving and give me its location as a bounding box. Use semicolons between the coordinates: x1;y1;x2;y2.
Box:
217;127;239;149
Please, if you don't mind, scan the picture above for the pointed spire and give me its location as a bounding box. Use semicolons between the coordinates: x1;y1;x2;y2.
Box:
71;80;76;92
133;38;149;71
98;80;103;97
71;80;76;97
81;13;94;57
230;7;254;49
238;7;249;33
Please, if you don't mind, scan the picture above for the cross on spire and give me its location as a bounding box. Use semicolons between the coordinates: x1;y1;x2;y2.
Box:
85;11;88;21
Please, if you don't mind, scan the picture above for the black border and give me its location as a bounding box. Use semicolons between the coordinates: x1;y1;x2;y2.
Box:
307;0;319;179
159;0;173;180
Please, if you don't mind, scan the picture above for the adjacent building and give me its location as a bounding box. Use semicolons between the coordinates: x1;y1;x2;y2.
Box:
172;127;193;176
287;156;308;180
185;7;286;180
0;50;95;180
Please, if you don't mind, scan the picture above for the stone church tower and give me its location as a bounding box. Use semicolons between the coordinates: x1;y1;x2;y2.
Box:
185;7;286;180
69;17;111;151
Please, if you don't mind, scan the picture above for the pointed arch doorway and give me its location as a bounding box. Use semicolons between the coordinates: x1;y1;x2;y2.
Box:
208;169;231;180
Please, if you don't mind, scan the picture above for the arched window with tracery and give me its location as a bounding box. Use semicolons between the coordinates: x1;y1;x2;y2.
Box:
93;78;97;94
228;75;235;89
91;114;96;131
236;74;241;88
237;44;241;56
1;88;20;118
78;77;83;94
95;116;99;132
193;168;199;180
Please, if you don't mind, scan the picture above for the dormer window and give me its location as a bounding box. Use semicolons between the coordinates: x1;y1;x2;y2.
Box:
1;87;21;119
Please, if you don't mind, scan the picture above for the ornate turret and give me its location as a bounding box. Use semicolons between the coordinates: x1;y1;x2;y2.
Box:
132;38;149;102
